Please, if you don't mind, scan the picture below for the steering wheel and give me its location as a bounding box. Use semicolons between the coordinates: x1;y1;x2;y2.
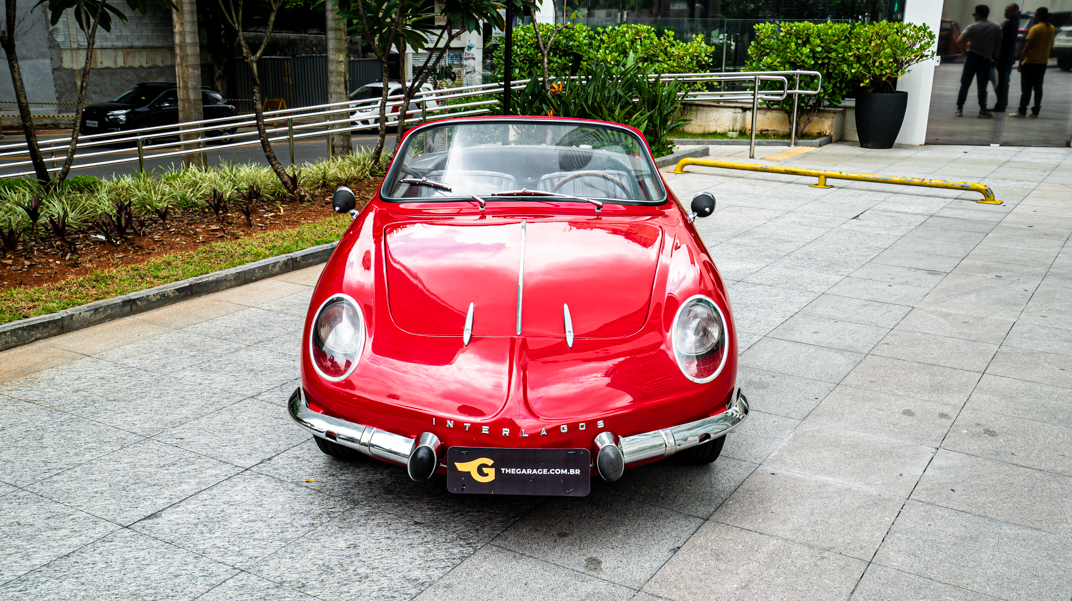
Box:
551;170;632;197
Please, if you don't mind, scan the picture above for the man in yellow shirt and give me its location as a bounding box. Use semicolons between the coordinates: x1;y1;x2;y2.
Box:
1010;7;1056;117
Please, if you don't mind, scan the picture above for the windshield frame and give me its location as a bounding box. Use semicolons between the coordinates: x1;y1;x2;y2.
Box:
379;117;669;207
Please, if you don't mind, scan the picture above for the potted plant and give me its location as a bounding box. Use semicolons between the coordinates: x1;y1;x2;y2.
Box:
852;22;936;149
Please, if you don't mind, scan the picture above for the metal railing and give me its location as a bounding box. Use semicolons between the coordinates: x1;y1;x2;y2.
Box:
0;70;821;179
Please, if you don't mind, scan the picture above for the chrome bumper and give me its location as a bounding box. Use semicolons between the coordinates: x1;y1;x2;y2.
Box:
619;388;749;464
288;387;748;472
288;388;416;466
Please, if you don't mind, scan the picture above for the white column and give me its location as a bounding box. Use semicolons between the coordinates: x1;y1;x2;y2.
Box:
896;0;943;145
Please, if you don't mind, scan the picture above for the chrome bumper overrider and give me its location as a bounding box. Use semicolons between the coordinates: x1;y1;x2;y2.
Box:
288;387;748;476
288;388;416;466
619;388;749;464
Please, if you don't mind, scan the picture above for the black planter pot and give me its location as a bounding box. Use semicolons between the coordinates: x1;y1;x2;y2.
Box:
855;91;908;149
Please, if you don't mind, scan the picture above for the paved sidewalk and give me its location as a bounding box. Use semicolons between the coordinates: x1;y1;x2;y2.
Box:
1;142;1070;600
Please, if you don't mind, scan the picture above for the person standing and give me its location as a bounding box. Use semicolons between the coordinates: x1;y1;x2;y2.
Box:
992;3;1020;112
956;5;1003;117
1010;7;1056;117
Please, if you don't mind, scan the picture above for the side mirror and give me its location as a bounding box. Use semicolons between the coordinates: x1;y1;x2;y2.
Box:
690;192;716;221
333;186;357;215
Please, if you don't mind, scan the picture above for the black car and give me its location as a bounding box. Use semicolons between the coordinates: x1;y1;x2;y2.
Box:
80;83;237;140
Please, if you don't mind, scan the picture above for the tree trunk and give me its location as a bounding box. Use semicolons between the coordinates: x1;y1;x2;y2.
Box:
393;28;455;143
1;0;50;184
369;56;390;163
173;0;206;168
55;0;106;185
325;0;351;158
246;55;305;200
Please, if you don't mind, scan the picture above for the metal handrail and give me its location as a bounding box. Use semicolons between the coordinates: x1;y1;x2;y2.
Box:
0;70;824;178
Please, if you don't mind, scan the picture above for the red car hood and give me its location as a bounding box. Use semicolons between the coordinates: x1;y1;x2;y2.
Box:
384;219;663;339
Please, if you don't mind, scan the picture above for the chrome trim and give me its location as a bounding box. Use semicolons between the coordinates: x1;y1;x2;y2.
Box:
620;389;749;464
288;387;415;466
408;432;444;481
516;219;526;335
592;432;624;482
687;211;697;223
588;198;604;213
563;304;574;348
463;302;474;346
309;293;365;383
472;195;486;212
671;294;730;384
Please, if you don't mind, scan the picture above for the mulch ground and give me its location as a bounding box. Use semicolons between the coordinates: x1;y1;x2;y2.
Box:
0;177;381;293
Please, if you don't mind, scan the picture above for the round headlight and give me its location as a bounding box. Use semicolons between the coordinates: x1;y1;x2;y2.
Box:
310;294;364;381
671;295;728;383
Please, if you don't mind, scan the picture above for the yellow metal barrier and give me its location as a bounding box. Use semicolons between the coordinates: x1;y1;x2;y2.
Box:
668;158;1003;205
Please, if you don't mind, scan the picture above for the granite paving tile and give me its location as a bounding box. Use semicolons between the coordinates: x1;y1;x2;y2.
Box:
739;338;865;383
768;314;890;354
884;237;976;259
255;378;302;407
129;296;245;330
26;439;242;525
742;266;843;293
713;469;904;560
721;409;800;464
849;262;948;288
765;422;935;497
0;528;235;600
893;307;1015;344
131;472;351;568
799;294;912;328
246;506;490;601
950;257;1049;282
724;283;818;333
869;248;965;272
0;357;142;405
808;385;956;447
735;367;835;419
967;374;1072;428
93;330;245;375
642;521;866;601
0;341;83;383
184;307;304;345
0;401;143;487
842;355;981;406
850;565;1003;601
1001;321;1072;357
154;399;308;468
0;490;120;584
943;408;1072;476
171;344;299;396
911;449;1072;538
495;492;702;589
921;215;999;232
1044;266;1072;289
47;318;171;356
987;346;1072;389
966;244;1059;267
917;274;1040;320
271;264;325;286
1018;284;1072;329
872;501;1072;601
210;278;309;307
413;545;636;601
606;455;757;519
870;330;999;372
825;276;935;306
900;226;988;245
256;289;314;316
196;573;320;601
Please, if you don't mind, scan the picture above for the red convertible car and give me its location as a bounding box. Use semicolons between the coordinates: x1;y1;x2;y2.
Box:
288;117;748;496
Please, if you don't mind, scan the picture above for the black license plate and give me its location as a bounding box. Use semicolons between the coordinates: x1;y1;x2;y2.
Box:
447;447;590;497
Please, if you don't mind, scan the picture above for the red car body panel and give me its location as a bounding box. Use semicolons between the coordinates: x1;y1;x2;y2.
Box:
300;116;737;471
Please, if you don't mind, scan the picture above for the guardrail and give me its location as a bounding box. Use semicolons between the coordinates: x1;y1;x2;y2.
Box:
668;157;1003;205
0;70;821;179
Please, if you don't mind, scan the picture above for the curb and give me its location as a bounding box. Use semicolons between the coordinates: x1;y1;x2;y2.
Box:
672;136;833;147
654;145;710;168
0;242;336;352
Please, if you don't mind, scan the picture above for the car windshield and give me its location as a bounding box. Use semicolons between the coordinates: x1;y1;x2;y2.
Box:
112;86;163;105
382;121;666;204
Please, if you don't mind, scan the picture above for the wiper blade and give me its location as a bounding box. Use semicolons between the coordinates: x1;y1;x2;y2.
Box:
400;177;452;192
490;189;603;213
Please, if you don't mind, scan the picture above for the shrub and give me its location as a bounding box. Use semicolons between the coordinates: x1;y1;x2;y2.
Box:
852;21;936;93
746;21;857;137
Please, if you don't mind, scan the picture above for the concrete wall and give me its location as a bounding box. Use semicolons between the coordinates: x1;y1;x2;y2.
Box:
683;102;846;139
0;1;60;111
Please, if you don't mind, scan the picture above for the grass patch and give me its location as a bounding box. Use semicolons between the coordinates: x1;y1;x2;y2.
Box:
670;129;826;141
0;214;350;324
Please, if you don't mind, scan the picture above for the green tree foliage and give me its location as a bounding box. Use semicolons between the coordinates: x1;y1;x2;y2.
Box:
493;23;715;80
746;21;856;137
852;21;936;93
509;54;688;157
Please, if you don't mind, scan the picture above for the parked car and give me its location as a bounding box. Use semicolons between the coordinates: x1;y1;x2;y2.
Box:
1016;11;1072;68
349;81;437;130
288;116;748;497
80;83;237;141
